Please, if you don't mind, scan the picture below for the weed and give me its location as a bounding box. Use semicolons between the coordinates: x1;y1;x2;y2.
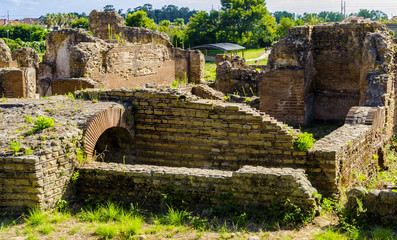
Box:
76;149;86;163
25;147;33;155
55;199;68;212
371;227;394;240
162;205;190;226
95;223;118;239
170;80;179;88
120;214;144;237
10;139;21;154
245;97;251;104
71;171;79;183
25;208;47;226
314;228;349;240
99;201;123;222
38;223;54;235
34;116;54;130
69;225;81;235
24;115;33;123
294;132;316;151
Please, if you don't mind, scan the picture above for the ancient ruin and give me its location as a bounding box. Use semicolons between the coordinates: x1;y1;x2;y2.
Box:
0;19;396;225
37;11;204;96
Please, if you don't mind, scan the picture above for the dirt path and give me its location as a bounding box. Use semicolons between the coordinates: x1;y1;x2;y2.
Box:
246;50;271;62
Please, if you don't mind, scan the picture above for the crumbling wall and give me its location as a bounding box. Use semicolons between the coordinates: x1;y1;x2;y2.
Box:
214;55;262;96
89;10;204;85
38;11;204;96
260;23;396;125
0;68;36;98
0;38;12;67
76;162;317;212
346;187;397;226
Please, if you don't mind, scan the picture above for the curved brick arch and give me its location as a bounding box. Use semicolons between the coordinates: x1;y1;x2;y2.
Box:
83;107;133;160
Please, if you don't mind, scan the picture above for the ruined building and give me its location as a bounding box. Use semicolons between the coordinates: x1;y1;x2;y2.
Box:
1;21;396;224
38;10;204;96
0;40;38;99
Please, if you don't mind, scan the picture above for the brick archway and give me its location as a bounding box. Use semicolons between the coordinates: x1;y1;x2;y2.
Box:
83;107;133;160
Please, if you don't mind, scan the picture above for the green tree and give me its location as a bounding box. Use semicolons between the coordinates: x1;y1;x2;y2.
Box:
273;11;296;23
276;17;296;38
103;5;116;12
252;13;277;47
218;0;270;45
185;10;220;47
71;18;89;30
125;10;157;30
318;11;344;22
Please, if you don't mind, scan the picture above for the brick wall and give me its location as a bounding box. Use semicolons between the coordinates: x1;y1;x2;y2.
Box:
76;162;318;212
52;78;102;95
259;69;306;123
0;68;36;98
0;69;26;98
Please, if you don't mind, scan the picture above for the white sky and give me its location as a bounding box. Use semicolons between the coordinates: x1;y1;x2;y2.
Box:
1;0;396;19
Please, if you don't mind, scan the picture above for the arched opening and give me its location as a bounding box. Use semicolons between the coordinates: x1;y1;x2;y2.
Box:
93;127;136;163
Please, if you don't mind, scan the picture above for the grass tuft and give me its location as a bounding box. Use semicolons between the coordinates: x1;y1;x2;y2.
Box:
95;223;118;239
25;208;47;226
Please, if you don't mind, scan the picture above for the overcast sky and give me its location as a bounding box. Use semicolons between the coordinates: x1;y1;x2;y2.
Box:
1;0;397;19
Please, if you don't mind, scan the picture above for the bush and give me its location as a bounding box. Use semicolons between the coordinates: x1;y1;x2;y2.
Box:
294;132;316;151
33;116;54;130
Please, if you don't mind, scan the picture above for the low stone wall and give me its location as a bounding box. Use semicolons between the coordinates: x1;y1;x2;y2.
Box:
347;187;397;226
309;106;385;194
0;97;122;213
52;78;103;95
76;162;318;212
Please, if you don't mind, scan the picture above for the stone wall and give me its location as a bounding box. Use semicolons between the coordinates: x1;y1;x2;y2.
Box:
214;55;262;96
347;187;397;226
0;38;12;68
51;78;103;95
309;106;386;194
260;22;396;125
0;68;36;98
76;162;318;212
0;97;123;213
38;11;204;96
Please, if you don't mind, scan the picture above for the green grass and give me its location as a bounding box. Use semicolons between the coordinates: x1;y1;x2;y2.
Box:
95;223;118;239
203;48;268;81
204;62;217;81
314;228;349;240
25;208;47;226
162;206;190;226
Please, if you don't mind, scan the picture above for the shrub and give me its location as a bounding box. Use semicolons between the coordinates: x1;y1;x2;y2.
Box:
294;132;316;151
33;116;54;130
10;139;21;154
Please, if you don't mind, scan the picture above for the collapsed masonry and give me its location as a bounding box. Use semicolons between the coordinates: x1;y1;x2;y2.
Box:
0;40;39;98
38;10;204;96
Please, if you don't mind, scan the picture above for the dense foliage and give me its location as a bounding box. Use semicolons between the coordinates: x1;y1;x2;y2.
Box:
0;24;47;42
2;38;46;53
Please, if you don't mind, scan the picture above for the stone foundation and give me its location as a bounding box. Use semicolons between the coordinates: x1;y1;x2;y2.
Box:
76;162;317;212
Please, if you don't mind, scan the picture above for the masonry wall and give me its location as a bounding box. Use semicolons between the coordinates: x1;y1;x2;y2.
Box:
215;55;261;96
260;23;396;124
347;187;397;226
309;106;385;194
0;141;78;213
0;68;36;98
76;162;317;212
260;69;306;123
52;78;103;95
